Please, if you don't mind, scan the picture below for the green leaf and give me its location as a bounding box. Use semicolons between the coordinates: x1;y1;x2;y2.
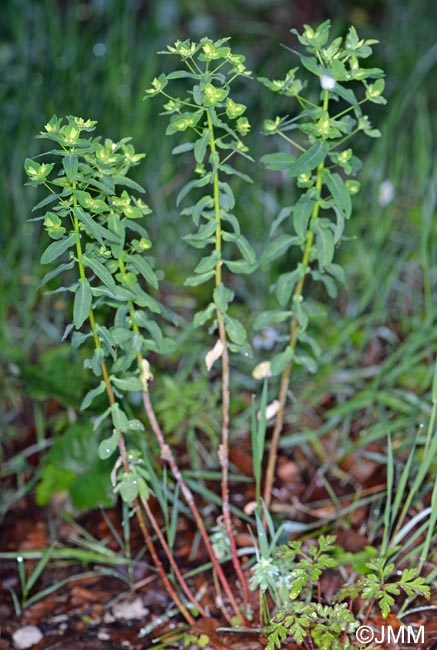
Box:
261;152;296;171
314;222;335;268
259;234;299;266
223;259;256;274
184;270;215;286
32;191;67;212
63;155;78;182
128;419;145;431
183;220;216;248
137;477;150;500
300;55;321;76
253;309;292;330
40;233;77;264
293;194;316;241
227;233;256;265
38;260;75;289
276;267;304;306
83;254;117;293
108;213;126;257
288;141;329;177
128;255;159;289
193;303;215;327
176;174;211;206
111;403;130;431
110;328;133;345
213;284;234;313
120;473;139;504
325;172;352;218
172;142;195;155
111;376;143;392
295;354;317;373
224;316;247;346
74;278;92;328
74;207;120;244
194;129;210;164
113;175;145;193
271;346;294;375
81;381;106;410
193;250;220;274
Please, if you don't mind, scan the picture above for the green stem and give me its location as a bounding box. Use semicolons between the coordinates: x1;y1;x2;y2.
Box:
206;108;249;606
72;191;195;624
277;131;307;153
71;186;116;407
331;97;368;121
116;257;206;617
330;127;361;151
160;90;199;110
263;90;330;510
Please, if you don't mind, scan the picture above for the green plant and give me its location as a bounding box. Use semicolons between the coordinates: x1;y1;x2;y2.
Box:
25;114;206;624
265;535;430;650
145;35;256;610
25;23;434;650
254;20;387;508
5;546;102;616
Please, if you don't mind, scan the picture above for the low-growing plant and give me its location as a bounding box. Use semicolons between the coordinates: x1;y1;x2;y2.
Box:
24;20;434;650
265;535;430;650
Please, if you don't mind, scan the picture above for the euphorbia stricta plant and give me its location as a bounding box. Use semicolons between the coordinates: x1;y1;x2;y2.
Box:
254;20;386;508
25;19;386;642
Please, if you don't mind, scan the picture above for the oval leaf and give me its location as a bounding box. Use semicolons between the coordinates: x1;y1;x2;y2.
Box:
120;473;139;504
98;430;119;460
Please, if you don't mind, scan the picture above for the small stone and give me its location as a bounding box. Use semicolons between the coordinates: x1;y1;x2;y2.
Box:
12;625;43;649
112;596;149;621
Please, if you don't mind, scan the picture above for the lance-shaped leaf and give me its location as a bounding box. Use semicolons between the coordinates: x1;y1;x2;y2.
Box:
325;172;352;218
259;234;300;266
287;141;329;178
81;380;106;410
83;254;117;293
63;154;79;182
74;277;92;328
40;233;77;264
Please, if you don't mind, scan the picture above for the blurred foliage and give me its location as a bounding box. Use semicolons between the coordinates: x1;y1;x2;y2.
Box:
1;0;437;510
36;421;115;509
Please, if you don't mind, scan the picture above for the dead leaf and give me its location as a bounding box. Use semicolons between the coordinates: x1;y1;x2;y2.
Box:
205;340;224;372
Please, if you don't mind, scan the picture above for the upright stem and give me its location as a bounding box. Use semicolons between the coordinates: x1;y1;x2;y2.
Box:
139;495;206;619
142;389;246;623
263;90;330;510
136;496;195;624
206;109;249;604
72;205;196;624
116;259;209;617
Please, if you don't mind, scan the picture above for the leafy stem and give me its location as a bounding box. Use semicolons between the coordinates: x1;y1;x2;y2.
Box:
206;107;249;604
263;90;330;509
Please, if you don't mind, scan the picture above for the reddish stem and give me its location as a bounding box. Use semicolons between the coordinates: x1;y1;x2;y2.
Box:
140;495;207;618
143;389;246;623
217;311;249;605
